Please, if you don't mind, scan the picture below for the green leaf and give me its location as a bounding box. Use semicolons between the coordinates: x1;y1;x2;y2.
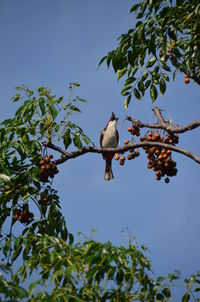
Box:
150;85;158;101
50;107;58;120
117;68;127;80
163;74;170;81
159;78;166;96
168;28;177;41
162;287;171;298
39;100;45;116
134;88;141;100
162;64;171;72
121;85;132;96
12;94;21;102
69;233;74;244
82;135;90;145
173;69;179;80
124;94;131;110
12;237;23;262
182;293;190;302
106;51;114;68
69;105;81;113
73;82;80;87
63;129;72;150
57;96;64;103
130;4;140;13
146;57;156;68
0;174;10;183
132;67;138;76
98;55;107;67
112;51;125;73
73;133;82;149
139;49;146;66
138;80;145;94
125;76;136;85
141;72;148;81
145;79;151;89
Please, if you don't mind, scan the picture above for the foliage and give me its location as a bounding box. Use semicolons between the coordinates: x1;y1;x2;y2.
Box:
0;84;90;299
0;83;90;248
99;0;200;107
0;85;199;301
1;0;200;301
1;235;200;301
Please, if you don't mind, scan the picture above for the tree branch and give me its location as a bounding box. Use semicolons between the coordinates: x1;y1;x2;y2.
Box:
126;109;200;134
43;141;200;165
42;106;200;167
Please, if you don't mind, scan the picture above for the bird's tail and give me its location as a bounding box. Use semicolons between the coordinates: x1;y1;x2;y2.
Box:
104;159;114;180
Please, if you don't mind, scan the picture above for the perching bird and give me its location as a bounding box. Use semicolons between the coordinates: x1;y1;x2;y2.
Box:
100;112;119;180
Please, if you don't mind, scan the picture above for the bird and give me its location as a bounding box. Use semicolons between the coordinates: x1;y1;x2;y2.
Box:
100;112;119;180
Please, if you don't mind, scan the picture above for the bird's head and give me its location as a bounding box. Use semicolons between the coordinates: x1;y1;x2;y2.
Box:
107;112;119;128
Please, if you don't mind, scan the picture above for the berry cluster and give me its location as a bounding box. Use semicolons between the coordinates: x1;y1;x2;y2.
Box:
13;206;34;224
38;154;58;182
114;139;140;165
38;189;53;206
141;131;178;183
128;125;140;136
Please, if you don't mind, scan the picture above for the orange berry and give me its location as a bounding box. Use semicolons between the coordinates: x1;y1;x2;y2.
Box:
13;215;18;221
184;75;190;84
127;154;133;160
44;157;50;163
39;159;45;165
155;149;160;155
124;139;129;145
114;153;120;161
134;151;140;157
156;175;161;181
155;132;160;138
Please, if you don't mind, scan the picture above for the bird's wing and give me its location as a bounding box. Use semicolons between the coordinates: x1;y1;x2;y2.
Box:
100;129;105;147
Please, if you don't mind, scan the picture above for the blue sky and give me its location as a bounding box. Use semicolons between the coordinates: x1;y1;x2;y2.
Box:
1;0;200;298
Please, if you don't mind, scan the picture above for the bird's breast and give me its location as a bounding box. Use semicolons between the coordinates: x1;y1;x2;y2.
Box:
102;129;118;148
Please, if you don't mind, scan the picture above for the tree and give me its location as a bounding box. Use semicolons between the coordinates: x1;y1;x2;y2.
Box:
0;0;200;301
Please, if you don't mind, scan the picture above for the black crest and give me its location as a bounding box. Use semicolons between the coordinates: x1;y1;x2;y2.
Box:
109;112;118;121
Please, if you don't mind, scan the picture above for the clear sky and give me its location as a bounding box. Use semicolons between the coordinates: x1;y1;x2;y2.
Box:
1;0;200;299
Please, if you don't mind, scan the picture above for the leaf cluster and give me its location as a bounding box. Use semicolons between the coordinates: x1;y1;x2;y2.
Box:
1;236;200;301
0;84;90;243
99;0;200;107
0;84;90;278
